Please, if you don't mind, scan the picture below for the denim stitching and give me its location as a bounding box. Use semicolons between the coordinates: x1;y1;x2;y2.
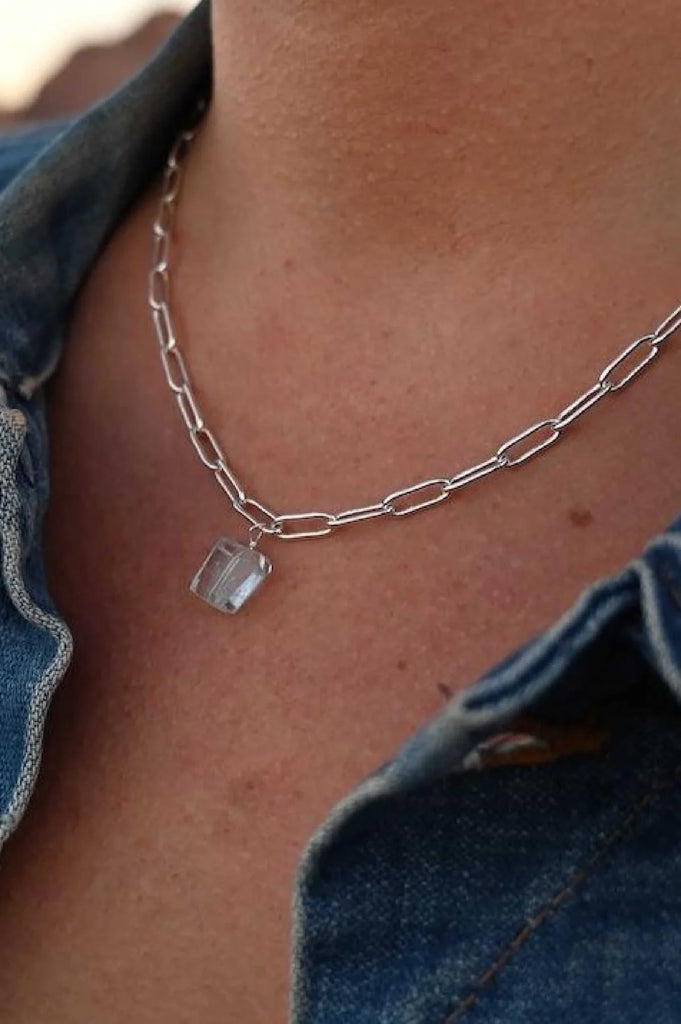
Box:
464;574;635;713
443;763;681;1023
0;412;73;848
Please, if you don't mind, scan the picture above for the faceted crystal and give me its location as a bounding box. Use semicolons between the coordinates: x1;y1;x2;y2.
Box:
190;536;272;613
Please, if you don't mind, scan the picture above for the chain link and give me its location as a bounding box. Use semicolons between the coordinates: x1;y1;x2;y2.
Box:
148;96;681;542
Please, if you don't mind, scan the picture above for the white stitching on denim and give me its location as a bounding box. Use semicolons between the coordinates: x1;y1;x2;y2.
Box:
637;548;681;701
443;763;681;1023
0;413;73;849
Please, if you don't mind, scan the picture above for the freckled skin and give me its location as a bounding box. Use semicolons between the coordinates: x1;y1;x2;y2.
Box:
200;0;681;265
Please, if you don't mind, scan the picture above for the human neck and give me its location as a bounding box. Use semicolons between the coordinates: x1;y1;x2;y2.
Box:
128;1;681;527
184;0;681;273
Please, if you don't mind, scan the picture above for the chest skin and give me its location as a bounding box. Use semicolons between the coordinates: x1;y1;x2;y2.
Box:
0;178;680;1023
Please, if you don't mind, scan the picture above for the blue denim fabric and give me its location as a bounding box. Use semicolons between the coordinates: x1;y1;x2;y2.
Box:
1;2;681;1020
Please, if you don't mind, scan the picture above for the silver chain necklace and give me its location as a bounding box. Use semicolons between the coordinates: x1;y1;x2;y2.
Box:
148;98;681;615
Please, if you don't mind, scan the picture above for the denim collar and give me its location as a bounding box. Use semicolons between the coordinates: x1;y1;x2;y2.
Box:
0;0;212;397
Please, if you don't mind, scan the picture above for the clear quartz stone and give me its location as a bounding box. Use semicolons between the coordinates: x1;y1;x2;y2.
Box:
190;536;272;613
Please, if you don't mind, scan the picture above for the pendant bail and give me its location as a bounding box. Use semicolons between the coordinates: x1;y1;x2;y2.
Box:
248;524;264;550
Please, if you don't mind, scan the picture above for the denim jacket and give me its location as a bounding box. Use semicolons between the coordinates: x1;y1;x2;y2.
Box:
2;2;681;1021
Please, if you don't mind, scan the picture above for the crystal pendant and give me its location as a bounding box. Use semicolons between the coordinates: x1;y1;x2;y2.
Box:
190;536;272;613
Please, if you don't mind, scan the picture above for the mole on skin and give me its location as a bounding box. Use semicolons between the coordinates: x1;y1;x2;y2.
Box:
568;507;594;528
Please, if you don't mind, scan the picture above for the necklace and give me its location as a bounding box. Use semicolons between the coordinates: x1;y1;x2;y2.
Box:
148;97;681;615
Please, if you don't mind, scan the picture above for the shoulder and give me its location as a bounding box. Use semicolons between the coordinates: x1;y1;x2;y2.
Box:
0;117;76;194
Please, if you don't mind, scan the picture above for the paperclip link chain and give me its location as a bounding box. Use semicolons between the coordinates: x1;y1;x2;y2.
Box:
148;99;681;543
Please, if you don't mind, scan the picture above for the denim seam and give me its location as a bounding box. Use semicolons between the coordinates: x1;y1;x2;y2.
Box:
0;412;73;849
463;574;635;714
442;762;681;1023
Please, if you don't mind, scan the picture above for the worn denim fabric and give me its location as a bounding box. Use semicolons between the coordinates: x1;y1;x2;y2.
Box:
2;2;681;1020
